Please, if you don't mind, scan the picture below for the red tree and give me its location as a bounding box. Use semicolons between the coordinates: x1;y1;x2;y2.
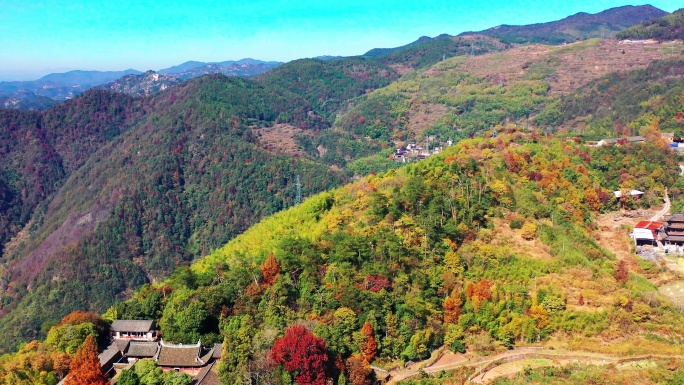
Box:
64;335;108;385
360;322;377;362
271;325;329;385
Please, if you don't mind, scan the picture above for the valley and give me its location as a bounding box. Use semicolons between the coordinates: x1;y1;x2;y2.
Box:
1;5;684;385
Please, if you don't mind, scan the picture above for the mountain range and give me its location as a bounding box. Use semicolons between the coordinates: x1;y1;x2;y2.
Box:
0;4;683;368
0;60;282;106
460;4;669;43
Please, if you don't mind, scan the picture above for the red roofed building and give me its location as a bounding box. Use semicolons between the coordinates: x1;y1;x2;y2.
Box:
633;221;663;246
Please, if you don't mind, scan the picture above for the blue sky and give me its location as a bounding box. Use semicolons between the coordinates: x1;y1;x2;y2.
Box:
0;1;680;80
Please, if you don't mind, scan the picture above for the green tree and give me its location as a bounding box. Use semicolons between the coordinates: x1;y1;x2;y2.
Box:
134;359;164;385
118;369;140;385
161;370;192;385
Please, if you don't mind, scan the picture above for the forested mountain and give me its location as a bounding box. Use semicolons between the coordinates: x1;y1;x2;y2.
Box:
0;59;411;350
0;70;143;101
0;90;59;110
461;5;668;44
96;71;182;96
0;60;282;107
0;6;683;382
540;58;684;138
158;59;282;76
363;34;508;74
617;8;684;41
334;37;682;143
95;131;684;385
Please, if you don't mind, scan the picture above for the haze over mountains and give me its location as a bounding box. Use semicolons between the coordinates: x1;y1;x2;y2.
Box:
0;5;683;376
0;59;283;108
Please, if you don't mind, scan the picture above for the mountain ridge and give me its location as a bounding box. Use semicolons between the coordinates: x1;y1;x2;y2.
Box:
460;4;668;44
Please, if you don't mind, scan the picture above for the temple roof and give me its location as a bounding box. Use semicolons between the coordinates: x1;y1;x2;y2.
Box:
156;340;213;367
111;320;155;333
126;341;159;357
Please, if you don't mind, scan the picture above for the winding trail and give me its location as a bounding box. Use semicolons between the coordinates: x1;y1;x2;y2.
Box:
650;189;670;222
387;348;684;384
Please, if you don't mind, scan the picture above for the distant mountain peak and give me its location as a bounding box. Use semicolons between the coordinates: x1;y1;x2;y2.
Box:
459;4;668;44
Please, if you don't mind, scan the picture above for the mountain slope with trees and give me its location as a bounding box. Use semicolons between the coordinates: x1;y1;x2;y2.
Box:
461;5;668;44
0;73;358;351
99;131;684;385
617;8;684;41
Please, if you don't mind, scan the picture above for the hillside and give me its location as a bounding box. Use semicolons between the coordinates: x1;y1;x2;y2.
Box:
96;71;182;96
158;59;282;76
617;8;684;41
0;69;143;101
0;63;414;351
364;35;508;73
541;58;684;138
335;38;681;142
96;132;684;385
461;5;668;44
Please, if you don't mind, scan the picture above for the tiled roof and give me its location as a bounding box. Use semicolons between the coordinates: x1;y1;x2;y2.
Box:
156;341;205;367
115;339;131;352
667;213;684;223
193;362;221;385
211;344;222;359
126;341;159;357
664;235;684;242
99;342;122;367
111;320;155;333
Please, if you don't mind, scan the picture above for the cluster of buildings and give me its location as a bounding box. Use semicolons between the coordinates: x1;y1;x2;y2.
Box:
591;133;684;153
393;137;454;163
633;213;684;252
97;320;221;384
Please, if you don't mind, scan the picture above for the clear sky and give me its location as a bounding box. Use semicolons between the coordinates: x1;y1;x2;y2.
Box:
0;1;680;80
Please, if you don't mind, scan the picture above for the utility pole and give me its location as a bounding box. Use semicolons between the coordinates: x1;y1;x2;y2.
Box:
295;175;302;205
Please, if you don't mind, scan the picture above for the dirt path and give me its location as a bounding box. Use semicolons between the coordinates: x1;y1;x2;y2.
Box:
388;347;683;384
650;190;670;222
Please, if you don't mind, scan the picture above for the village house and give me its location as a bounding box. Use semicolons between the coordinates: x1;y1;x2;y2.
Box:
613;190;644;199
632;220;663;246
596;136;645;147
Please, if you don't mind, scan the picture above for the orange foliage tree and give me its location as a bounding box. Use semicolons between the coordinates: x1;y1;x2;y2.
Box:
346;354;372;385
443;297;459;325
360;322;377;362
64;335;108;385
260;252;281;286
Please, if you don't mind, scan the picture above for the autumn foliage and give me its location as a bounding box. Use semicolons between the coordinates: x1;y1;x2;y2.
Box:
615;260;629;284
346;354;372;385
260;252;281;286
443;297;459;324
64;335;107;385
360;322;377;362
271;325;329;385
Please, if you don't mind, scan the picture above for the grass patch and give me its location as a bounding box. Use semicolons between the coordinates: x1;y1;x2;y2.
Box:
616;360;657;371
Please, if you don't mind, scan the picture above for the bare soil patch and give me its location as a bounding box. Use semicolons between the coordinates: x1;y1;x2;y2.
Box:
491;218;553;260
446;39;679;96
254;124;311;157
407;104;449;136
